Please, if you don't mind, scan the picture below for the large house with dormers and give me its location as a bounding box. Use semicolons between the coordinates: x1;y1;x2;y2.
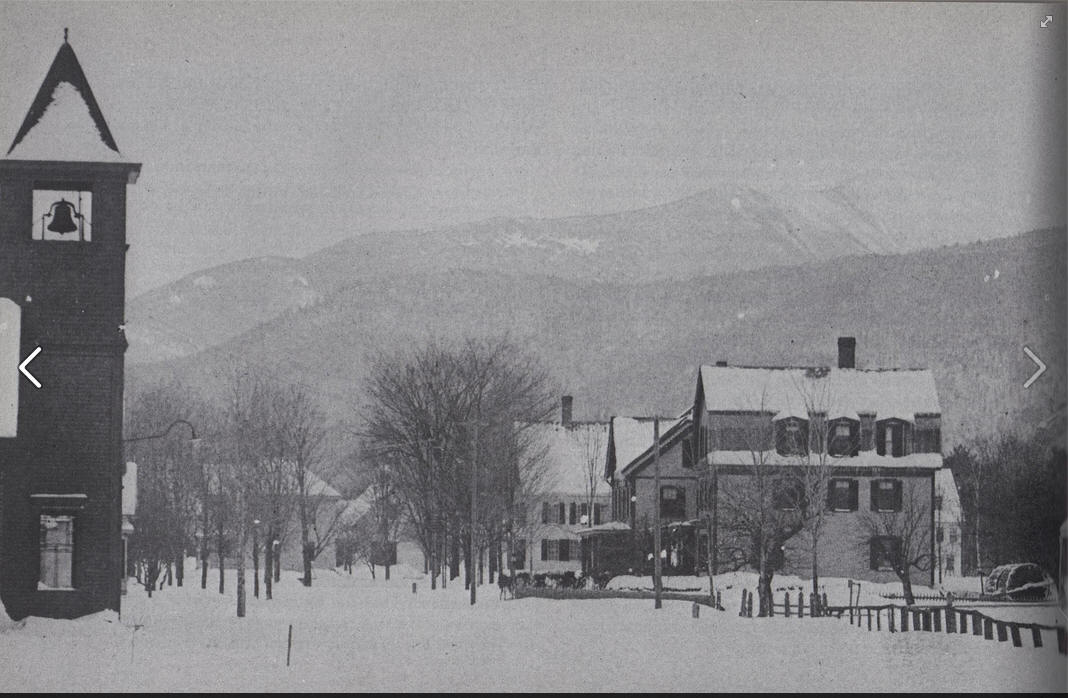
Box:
692;337;942;586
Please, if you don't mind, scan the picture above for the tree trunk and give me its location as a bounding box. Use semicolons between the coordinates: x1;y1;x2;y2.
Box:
385;563;390;580
217;535;225;595
757;547;773;617
273;542;281;582
253;537;260;599
237;562;246;618
898;568;916;605
478;544;484;586
200;547;209;590
302;541;314;587
449;534;461;581
176;554;184;587
264;535;273;600
811;536;820;600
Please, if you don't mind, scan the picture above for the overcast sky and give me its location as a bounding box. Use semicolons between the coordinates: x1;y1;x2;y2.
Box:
0;1;1063;295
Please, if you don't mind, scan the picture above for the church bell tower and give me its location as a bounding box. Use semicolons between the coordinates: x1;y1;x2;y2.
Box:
0;32;140;619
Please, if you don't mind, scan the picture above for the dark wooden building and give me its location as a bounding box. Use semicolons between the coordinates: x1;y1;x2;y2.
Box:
0;37;140;619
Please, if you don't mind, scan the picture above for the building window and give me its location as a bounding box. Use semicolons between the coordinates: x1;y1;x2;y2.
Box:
827;478;859;511
569;502;577;525
869;535;901;571
557;503;566;525
914;427;941;454
946;554;955;573
39;514;74;589
773;478;804;511
512;539;526;569
827;420;858;457
660;486;686;520
558;539;571;562
541;539;558;561
875;419;910;457
949;529;958;545
776;418;809;456
870;479;903;512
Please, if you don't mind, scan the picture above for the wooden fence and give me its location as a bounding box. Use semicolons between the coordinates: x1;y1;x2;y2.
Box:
738;588;1067;655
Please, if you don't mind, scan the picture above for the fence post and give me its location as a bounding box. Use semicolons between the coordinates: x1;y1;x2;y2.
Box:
922;610;932;631
996;621;1008;642
984;617;994;640
900;607;909;631
768;590;774;617
822;592;828;615
957;610;967;634
747;592;753;618
716;590;722;610
784;592;791;618
412;582;417;594
692;602;700;619
740;589;748;617
946;607;956;633
866;608;872;631
876;607;881;632
973;612;983;636
1009;624;1023;648
1057;627;1066;654
1031;624;1043;648
888;607;895;633
798;591;804;619
932;607;942;632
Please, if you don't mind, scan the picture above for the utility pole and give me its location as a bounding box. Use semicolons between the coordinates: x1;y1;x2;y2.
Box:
470;418;478;606
653;417;662;609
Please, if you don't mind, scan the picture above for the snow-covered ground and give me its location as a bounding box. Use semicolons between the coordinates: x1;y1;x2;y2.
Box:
1;564;1065;692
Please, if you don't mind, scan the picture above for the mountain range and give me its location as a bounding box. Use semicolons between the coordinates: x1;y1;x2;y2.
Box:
124;184;1066;453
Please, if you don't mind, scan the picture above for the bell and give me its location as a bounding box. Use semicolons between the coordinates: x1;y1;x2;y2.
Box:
46;199;80;234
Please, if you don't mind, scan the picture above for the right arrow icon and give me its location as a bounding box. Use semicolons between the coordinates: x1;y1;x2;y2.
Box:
1023;346;1046;388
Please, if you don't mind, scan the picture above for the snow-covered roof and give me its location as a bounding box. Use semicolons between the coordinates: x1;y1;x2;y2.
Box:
617;411;694;479
699;365;941;421
6;41;126;162
339;490;374;526
706;450;943;470
935;468;962;522
525;421;610;495
573;520;631;536
608;409;691;481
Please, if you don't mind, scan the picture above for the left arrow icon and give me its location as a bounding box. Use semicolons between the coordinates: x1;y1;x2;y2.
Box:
20;346;41;388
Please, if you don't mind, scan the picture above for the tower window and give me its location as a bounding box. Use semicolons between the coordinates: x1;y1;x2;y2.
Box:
33;187;92;241
39;514;74;590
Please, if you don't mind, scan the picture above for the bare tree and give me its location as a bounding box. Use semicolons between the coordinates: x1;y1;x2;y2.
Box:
713;390;806;617
580;425;605;527
857;479;932;605
360;336;557;596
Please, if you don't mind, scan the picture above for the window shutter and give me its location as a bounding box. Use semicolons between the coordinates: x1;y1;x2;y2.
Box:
542;502;550;524
558;503;566;524
560;539;570;562
870;481;878;511
849;480;859;511
541;539;548;561
569;503;576;524
875;422;886;456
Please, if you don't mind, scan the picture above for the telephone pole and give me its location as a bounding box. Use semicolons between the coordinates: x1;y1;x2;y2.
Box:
653;417;662;609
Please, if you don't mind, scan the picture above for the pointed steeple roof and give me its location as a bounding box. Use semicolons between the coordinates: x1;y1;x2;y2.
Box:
5;35;124;162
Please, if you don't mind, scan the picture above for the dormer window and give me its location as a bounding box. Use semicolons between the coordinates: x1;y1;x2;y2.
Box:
33;186;92;241
827;419;859;457
776;417;808;456
875;419;911;457
660;486;686;520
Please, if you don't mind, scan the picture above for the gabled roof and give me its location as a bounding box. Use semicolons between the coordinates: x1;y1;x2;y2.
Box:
618;411;694;480
525;421;610;495
6;39;125;162
605;408;691;482
697;365;940;421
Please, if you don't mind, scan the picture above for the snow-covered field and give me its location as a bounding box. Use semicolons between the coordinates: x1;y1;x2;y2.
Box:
1;565;1065;692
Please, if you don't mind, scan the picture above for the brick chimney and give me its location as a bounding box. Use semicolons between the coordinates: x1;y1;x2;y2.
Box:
561;395;573;425
838;337;856;369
